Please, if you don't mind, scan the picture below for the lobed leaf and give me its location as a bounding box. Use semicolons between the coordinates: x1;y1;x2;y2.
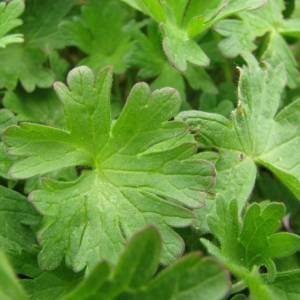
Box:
122;0;266;71
201;197;300;294
61;0;132;74
20;0;77;49
214;0;300;88
124;20;217;109
0;44;54;92
3;65;215;272
0;0;24;48
176;53;300;238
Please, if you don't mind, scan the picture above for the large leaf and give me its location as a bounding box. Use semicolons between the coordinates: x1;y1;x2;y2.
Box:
3;65;215;272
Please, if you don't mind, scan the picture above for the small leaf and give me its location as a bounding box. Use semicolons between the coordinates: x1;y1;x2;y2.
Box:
112;225;161;289
135;0;166;22
162;24;210;71
61;0;132;74
215;0;300;87
123;0;268;71
265;269;300;298
0;109;17;137
0;44;54;92
20;0;76;49
202;198;300;282
0;0;24;48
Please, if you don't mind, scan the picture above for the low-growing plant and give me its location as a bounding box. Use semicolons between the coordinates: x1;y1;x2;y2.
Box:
0;0;300;299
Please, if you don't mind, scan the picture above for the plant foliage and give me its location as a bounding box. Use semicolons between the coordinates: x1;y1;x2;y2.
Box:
0;0;299;299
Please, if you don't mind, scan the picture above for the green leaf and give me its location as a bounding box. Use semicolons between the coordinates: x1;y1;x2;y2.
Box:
215;0;300;88
198;92;234;116
162;23;210;71
0;186;41;256
125;0;229;70
252;172;300;220
0;109;17;138
194;150;257;233
61;0;132;74
63;226;160;299
124;20;191;109
0;0;75;91
0;0;24;48
0;248;28;300
3;88;66;129
60;261;110;300
123;0;267;71
202;198;300;282
0;109;18;179
138;255;230;300
177;52;300;206
3;65;215;272
264;269;300;299
134;0;166;22
62;226;230;300
20;0;77;49
14;251;83;300
212;0;267;22
23;167;78;195
0;44;54;92
124;20;217;109
0;142;18;180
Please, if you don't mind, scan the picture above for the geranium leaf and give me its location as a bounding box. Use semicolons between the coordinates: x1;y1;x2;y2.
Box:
3;65;215;272
177;52;300;235
0;0;75;92
215;0;300;87
61;0;132;74
201;197;300;293
0;44;54;92
0;0;24;48
20;0;76;49
122;0;266;71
